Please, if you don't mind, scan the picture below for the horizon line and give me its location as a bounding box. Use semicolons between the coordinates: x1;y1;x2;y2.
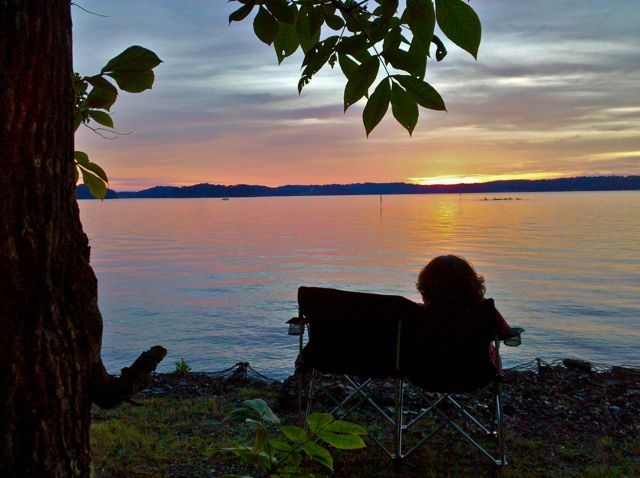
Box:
114;173;640;193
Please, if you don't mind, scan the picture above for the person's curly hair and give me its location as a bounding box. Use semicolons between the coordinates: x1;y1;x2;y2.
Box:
416;255;486;306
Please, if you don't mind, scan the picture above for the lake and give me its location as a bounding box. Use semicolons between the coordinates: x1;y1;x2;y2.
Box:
79;191;640;379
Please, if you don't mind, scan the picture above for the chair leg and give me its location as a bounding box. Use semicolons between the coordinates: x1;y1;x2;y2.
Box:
394;378;404;461
494;383;507;466
303;369;319;430
411;386;508;467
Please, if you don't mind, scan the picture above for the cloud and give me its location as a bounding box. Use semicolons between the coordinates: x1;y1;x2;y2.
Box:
73;0;640;189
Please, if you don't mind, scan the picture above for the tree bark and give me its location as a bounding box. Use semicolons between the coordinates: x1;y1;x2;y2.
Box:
0;2;165;476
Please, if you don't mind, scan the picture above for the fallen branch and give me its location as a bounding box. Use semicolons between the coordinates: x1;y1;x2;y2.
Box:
91;345;167;408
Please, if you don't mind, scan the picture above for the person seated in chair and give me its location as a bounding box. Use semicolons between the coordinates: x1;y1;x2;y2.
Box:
416;255;512;366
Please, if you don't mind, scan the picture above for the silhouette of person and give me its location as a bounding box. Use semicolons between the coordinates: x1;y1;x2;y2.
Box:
416;255;512;365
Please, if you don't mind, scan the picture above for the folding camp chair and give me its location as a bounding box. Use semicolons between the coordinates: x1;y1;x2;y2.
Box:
289;286;523;465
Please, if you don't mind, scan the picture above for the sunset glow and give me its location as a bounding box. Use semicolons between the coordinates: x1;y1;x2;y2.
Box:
72;1;640;191
411;172;566;186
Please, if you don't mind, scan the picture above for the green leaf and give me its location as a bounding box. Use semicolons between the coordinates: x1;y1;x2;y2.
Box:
80;159;108;183
343;56;379;112
382;48;424;77
391;82;418;135
350;48;373;65
338;53;359;79
270;438;293;452
336;34;368;55
244;399;281;424
252;428;272;457
224;408;256;423
315;418;367;449
280;425;308;444
301;36;338;76
324;419;367;436
85;76;118;111
321;4;336;17
382;25;403;54
306;413;334;434
344;9;371;34
363;77;391;136
80;168;108;200
87;109;114;128
404;0;435;49
393;75;446;111
435;0;481;59
265;0;296;24
228;3;254;24
225;399;280;424
106;69;155;93
324;13;345;31
75;151;108;185
301;441;333;470
243;417;266;428
229;447;255;463
374;0;399;20
368;16;391;44
296;4;322;53
273;21;299;64
254;6;279;45
317;431;366;449
407;37;428;79
101;45;162;74
74;150;90;167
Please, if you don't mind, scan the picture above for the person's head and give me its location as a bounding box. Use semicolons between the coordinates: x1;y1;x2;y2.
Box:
416;255;486;306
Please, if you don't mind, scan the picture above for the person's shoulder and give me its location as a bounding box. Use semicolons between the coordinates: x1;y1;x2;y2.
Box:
479;297;496;311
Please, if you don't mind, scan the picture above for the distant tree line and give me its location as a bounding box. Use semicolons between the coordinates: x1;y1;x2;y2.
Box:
78;175;640;199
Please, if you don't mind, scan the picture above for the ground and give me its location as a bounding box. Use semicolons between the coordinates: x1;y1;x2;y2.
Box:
91;359;640;477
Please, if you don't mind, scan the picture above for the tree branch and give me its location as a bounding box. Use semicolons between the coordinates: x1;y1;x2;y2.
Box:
90;345;167;409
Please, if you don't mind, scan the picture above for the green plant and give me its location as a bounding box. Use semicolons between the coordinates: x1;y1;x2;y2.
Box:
230;0;481;136
222;398;366;477
73;45;162;198
173;358;192;375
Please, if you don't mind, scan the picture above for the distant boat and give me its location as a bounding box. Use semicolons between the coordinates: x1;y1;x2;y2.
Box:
483;197;522;201
222;197;229;201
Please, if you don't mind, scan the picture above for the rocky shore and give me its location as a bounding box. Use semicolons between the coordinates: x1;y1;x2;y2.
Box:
129;359;639;477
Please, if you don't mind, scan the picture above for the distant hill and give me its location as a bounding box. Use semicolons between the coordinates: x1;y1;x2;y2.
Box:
77;175;640;199
76;184;119;199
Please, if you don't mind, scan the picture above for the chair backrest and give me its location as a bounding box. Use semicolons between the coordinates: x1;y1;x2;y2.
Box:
298;286;499;392
400;299;499;392
298;286;421;378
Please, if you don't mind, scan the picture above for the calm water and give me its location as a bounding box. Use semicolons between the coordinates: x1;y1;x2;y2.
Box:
79;192;640;379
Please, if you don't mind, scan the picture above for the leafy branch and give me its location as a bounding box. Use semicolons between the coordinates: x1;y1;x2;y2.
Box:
73;46;162;198
229;0;481;136
222;398;366;477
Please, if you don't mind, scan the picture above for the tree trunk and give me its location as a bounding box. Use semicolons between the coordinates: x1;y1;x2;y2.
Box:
0;2;164;476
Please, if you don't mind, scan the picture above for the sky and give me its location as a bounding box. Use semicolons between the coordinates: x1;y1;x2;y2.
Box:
72;1;640;191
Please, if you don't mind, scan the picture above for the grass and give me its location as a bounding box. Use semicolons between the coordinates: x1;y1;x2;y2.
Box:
90;378;640;478
91;397;223;476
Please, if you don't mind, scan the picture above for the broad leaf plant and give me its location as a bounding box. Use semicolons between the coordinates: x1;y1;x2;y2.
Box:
223;398;367;477
229;0;481;136
74;46;162;198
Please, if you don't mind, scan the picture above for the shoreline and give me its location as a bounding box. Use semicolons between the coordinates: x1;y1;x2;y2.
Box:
138;358;640;404
91;358;640;477
152;357;640;384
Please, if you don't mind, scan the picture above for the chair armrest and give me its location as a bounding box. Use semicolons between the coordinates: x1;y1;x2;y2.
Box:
501;327;524;346
286;316;304;336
